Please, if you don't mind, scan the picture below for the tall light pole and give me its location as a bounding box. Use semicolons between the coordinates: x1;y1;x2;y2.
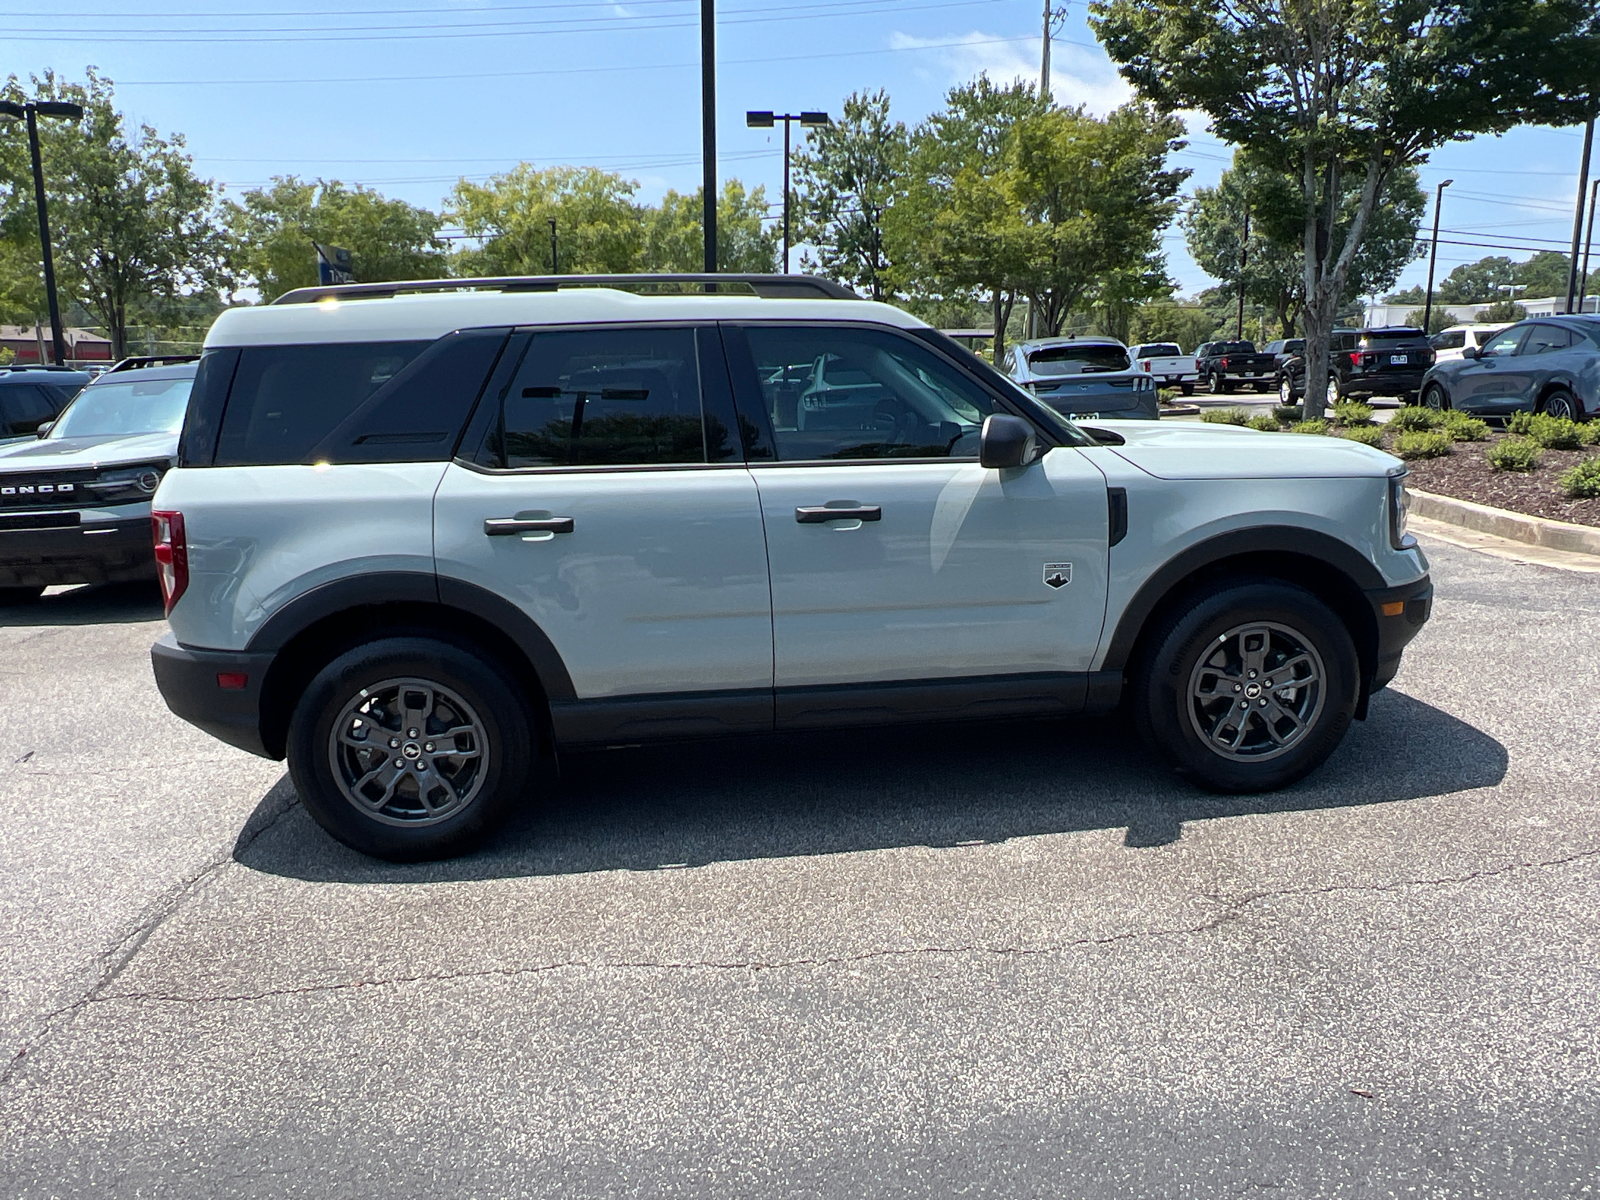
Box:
548;218;558;275
746;110;830;273
1423;178;1453;334
701;0;717;273
1580;177;1600;313
0;98;84;366
1235;208;1250;340
1569;117;1595;314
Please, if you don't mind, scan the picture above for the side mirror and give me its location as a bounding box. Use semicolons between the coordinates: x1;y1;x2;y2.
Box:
980;413;1037;469
35;421;53;438
1461;347;1479;361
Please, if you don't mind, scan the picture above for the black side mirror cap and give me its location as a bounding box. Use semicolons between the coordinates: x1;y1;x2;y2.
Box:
980;413;1037;469
1461;347;1478;360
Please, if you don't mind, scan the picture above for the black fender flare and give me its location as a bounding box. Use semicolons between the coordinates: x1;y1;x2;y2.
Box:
1100;526;1386;674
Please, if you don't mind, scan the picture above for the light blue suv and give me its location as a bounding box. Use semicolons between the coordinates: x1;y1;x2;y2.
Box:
149;274;1433;860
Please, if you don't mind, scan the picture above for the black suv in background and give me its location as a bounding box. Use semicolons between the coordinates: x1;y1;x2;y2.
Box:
0;367;90;442
1277;328;1435;404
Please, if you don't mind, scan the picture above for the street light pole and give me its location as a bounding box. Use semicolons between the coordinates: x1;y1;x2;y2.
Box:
1235;208;1250;340
1581;177;1600;314
746;110;831;274
1568;117;1595;314
548;218;558;275
0;98;83;366
701;0;717;273
1423;178;1453;334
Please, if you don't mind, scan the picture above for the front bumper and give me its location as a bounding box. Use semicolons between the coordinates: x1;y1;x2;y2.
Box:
0;512;154;587
151;633;279;759
1365;573;1433;698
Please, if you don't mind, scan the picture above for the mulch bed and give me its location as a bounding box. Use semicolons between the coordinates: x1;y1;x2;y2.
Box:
1401;432;1600;528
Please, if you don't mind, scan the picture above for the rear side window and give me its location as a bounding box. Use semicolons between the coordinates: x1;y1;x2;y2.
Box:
216;341;429;466
0;384;61;435
477;326;725;468
1431;331;1465;350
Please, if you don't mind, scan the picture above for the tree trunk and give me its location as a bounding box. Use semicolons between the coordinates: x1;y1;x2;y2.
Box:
992;289;1016;363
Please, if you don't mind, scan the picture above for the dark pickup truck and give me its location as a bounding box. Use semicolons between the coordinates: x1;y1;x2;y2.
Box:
1195;340;1278;393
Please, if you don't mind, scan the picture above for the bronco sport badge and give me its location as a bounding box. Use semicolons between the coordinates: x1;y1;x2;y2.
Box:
1043;563;1072;589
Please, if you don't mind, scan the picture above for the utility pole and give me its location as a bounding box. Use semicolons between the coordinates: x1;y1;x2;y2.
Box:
1039;0;1067;101
0;98;83;366
1581;177;1600;313
1236;209;1250;340
1423;178;1453;334
548;219;558;275
1567;117;1594;314
701;0;717;273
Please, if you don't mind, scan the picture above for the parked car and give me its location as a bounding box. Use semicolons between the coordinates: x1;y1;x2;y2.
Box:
1276;328;1435;405
1419;315;1600;419
1263;338;1305;370
1004;335;1159;419
0;367;89;443
1194;340;1278;393
149;273;1431;861
0;356;198;604
1128;342;1199;395
1429;325;1507;363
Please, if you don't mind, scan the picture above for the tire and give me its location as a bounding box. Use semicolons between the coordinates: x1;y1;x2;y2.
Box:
1421;383;1449;411
1219;378;1236;394
286;635;537;861
0;585;45;606
1180;383;1194;396
1400;392;1419;407
1542;387;1579;421
1131;579;1359;793
1278;375;1297;405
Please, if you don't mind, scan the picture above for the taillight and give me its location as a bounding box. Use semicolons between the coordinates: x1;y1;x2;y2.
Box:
1349;352;1362;366
152;510;188;613
1141;361;1151;372
1219;357;1230;368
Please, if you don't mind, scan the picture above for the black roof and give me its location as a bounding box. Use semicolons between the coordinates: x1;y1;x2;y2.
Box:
272;272;859;305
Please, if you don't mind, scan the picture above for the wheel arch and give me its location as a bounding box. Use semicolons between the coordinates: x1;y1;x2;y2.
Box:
1103;528;1384;712
248;573;574;760
1535;376;1580;412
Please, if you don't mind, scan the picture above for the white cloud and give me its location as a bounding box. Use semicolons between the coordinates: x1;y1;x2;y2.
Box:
887;31;1133;115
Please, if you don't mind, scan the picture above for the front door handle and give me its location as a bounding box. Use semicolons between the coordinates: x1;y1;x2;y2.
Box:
485;516;574;536
796;505;881;523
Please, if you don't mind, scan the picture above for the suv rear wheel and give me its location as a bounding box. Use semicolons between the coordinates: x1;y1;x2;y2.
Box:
1542;387;1580;421
287;636;536;861
1132;580;1358;792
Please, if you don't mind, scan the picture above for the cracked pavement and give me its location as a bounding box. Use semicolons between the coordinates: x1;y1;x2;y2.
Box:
0;540;1596;1198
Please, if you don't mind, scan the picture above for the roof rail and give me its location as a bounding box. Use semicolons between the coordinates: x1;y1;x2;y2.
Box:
107;354;202;372
0;363;86;373
270;273;861;305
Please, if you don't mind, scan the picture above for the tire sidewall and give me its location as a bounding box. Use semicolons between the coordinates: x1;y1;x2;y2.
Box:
1423;383;1448;411
287;636;535;861
1135;581;1359;793
1543;389;1577;421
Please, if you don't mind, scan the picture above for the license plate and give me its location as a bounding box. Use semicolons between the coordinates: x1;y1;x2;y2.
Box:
1073;413;1101;421
1164;376;1180;382
1390;354;1408;364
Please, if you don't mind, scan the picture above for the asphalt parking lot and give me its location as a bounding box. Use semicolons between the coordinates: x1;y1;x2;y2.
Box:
1;537;1595;1198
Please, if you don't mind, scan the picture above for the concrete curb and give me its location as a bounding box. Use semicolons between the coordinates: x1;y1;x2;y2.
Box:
1410;488;1600;557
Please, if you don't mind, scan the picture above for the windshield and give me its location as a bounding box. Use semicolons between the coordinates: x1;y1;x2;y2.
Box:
50;376;194;439
1026;344;1130;375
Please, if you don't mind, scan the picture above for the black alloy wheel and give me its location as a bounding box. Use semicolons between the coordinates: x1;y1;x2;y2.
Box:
1132;578;1359;793
1542;387;1580;421
287;635;537;861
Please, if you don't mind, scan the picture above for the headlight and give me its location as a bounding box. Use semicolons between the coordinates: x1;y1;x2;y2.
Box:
1388;467;1414;549
84;462;167;501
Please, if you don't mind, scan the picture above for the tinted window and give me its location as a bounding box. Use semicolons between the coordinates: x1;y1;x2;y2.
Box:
1025;343;1130;374
480;327;719;468
1332;333;1358;351
216;342;427;466
1137;344;1182;358
745;325;1001;461
1363;329;1424;343
1431;331;1465;350
1470;327;1507;347
52;376;194;438
1478;327;1527;358
1521;324;1576;355
1212;341;1256;354
0;384;61;435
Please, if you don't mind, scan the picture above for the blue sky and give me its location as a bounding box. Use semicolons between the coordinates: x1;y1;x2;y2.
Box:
7;0;1595;301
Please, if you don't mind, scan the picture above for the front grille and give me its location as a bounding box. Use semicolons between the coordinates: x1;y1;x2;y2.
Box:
0;469;99;511
0;511;81;531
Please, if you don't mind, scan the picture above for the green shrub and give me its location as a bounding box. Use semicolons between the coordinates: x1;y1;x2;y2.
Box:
1507;410;1536;436
1440;410;1490;442
1339;424;1386;447
1559;456;1600;498
1332;400;1375;426
1394;429;1453;459
1289;419;1331;435
1200;406;1252;425
1390;406;1443;432
1522;412;1583;450
1158;387;1180;406
1272;404;1303;424
1485;437;1542;471
1245;414;1282;432
1579;422;1600;446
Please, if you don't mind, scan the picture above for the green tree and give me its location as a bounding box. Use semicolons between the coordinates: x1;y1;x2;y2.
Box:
452;165;645;276
792;89;910;300
1403;306;1459;334
1186;156;1424;336
1092;0;1600;417
1479;299;1527;322
641;180;779;273
1514;250;1578;298
1435;255;1518;304
0;69;228;357
1129;300;1219;350
223;177;446;301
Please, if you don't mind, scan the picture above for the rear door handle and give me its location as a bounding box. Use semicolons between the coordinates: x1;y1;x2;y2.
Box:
795;505;881;523
484;516;574;536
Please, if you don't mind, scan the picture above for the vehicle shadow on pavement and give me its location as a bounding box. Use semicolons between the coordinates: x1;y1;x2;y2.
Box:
0;582;164;627
237;687;1508;885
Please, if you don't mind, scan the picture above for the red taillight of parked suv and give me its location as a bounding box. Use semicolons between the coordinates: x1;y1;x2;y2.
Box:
152;510;188;613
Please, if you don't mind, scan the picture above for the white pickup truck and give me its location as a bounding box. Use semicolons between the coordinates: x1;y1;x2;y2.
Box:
1129;343;1200;395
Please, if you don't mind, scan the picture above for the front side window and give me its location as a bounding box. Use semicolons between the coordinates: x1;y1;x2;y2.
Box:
52;375;194;439
1477;327;1527;358
744;325;1002;461
480;326;723;468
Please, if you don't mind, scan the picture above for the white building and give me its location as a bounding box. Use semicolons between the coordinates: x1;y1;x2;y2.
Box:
1363;295;1600;327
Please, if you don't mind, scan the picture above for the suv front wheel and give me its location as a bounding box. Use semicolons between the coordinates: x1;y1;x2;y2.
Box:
287;636;536;861
1132;580;1358;792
